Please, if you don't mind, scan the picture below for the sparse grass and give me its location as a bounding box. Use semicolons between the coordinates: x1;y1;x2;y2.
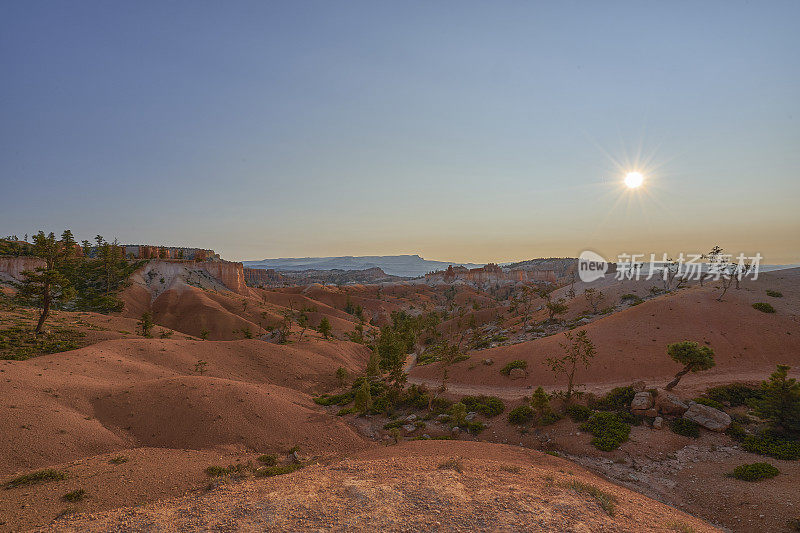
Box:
108;456;128;465
788;517;800;531
255;463;303;477
5;469;67;488
666;521;696;533
500;359;527;376
766;290;783;298
752;302;776;313
257;454;277;466
727;462;780;482
61;488;86;502
205;463;251;478
0;326;85;360
562;480;617;516
500;465;521;474
437;458;463;473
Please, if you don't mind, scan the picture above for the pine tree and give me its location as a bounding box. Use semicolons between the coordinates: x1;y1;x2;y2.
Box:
318;317;332;339
14;231;75;334
354;379;372;415
753;365;800;435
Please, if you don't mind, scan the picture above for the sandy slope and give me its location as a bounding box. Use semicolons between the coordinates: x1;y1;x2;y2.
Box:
0;337;371;477
412;269;800;390
40;441;719;532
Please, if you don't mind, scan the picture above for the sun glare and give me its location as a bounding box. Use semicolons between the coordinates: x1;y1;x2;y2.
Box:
624;171;644;189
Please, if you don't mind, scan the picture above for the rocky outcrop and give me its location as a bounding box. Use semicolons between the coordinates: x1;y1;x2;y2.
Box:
426;264;556;285
655;391;689;416
683;403;731;432
199;261;247;295
631;391;654;413
0;256;46;282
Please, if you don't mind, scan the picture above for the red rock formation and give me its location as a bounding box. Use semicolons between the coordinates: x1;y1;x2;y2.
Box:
0;257;46;281
199;261;247;295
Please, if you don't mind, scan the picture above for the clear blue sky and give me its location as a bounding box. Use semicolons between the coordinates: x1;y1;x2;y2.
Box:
2;1;798;262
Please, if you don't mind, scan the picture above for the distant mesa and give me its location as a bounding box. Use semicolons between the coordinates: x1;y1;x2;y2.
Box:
243;255;484;278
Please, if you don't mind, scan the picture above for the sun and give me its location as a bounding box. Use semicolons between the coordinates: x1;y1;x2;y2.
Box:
624;171;644;189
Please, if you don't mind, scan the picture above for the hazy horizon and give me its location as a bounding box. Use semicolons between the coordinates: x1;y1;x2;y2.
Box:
2;1;799;263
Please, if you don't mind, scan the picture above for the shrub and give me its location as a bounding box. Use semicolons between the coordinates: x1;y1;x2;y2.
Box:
581;412;631;451
255;464;302;477
437;458;463;473
705;383;763;407
500;360;527;376
727;462;780;481
5;469;67;488
752;302;776;313
693;397;725;410
313;391;355;406
766;290;783;298
670;418;700;438
594;386;635;411
566;403;592;422
562;480;617;516
257;454;277;466
539;411;562;426
726;422;748;442
788;518;800;531
742;434;800;460
460;395;505;417
508;405;534;425
751;365;800;435
108;456;128;465
62;489;86;502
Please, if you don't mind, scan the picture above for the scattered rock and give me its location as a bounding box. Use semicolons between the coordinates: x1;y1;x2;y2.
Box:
405;414;417;422
436;414;449;422
451;426;461;435
631;380;647;392
683;403;731;432
402;424;417;434
465;412;477;421
482;358;494;366
509;368;526;379
653;416;663;429
631;391;654;412
655;391;688;416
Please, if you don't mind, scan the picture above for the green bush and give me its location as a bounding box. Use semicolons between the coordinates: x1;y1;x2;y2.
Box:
5;469;67;488
766;290;783;298
460;395;505;417
500;360;528;376
693;397;725;410
726;422;748;442
255;464;303;477
670;418;700;438
539;411;562;426
565;403;592;422
581;412;631;451
752;302;776;313
594;386;635;411
313;391;355;406
742;434;800;460
508;405;534;425
727;462;780;482
62;489;86;502
705;383;763;407
257;454;277;466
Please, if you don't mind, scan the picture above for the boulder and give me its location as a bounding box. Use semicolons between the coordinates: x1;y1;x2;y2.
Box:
465;412;477;422
653;416;664;429
655;391;689;416
482;358;494;366
402;424;417;434
630;391;654;412
631;380;647;392
683;403;731;432
509;368;527;379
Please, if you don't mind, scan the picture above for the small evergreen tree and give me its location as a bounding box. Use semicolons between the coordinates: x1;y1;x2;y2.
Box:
664;341;715;390
544;330;596;400
138;312;155;338
753;365;800;435
14;231;75;334
366;349;380;378
354;379;372;414
318;317;332;339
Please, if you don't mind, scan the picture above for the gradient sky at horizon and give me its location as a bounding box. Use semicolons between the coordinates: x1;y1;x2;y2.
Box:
2;1;799;263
